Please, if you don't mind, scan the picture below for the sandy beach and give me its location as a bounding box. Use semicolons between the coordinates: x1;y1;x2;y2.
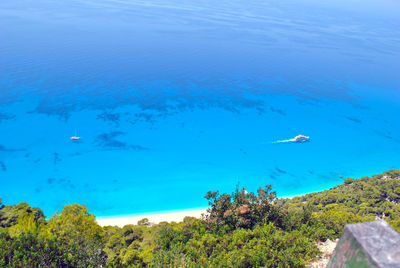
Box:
97;208;207;227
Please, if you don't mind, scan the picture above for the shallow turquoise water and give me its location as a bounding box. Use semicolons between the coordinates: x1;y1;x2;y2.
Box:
0;0;399;217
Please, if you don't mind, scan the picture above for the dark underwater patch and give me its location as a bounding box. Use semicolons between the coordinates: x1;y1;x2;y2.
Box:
275;167;287;174
47;178;56;184
130;145;150;151
95;131;150;151
16;72;361;128
270;168;296;180
0;161;6;171
342;115;361;124
268;169;279;181
130;112;156;124
269;106;286;116
29;103;73;121
256;107;265;115
97;112;121;126
375;130;395;141
0;145;26;152
43;177;95;194
96;132;128;148
46;177;74;188
53;152;62;165
0;113;15;123
382;135;393;140
380;133;393;140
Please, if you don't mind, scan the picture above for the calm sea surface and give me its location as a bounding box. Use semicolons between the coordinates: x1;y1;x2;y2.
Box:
0;0;399;217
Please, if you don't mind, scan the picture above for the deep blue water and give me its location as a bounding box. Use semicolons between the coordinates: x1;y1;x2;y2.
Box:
0;0;399;218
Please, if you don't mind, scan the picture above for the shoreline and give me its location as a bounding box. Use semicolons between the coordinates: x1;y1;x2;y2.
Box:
96;208;208;227
95;192;310;227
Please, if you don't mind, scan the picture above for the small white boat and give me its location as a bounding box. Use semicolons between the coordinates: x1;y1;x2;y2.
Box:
274;134;310;144
292;135;310;143
70;129;81;140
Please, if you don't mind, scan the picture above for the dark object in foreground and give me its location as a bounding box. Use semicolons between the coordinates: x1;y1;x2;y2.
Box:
328;220;400;267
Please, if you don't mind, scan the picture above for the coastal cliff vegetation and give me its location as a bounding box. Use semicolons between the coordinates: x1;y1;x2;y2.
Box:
1;169;400;267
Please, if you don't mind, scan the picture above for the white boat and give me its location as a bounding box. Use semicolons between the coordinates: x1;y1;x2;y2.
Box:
292;135;310;143
274;134;310;144
70;129;81;140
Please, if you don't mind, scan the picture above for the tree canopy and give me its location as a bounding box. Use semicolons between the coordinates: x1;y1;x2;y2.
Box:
1;169;399;267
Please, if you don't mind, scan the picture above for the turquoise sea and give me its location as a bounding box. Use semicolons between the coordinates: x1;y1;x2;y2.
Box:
0;0;399;218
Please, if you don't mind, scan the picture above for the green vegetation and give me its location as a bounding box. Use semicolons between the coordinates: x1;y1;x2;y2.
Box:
277;169;400;234
1;170;399;267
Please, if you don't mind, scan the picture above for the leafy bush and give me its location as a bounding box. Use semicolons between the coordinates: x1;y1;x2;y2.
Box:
204;184;283;232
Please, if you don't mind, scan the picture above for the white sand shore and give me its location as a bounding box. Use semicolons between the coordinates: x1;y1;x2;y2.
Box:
97;208;207;227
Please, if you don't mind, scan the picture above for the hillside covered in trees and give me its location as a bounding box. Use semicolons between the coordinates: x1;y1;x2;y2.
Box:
1;170;399;267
